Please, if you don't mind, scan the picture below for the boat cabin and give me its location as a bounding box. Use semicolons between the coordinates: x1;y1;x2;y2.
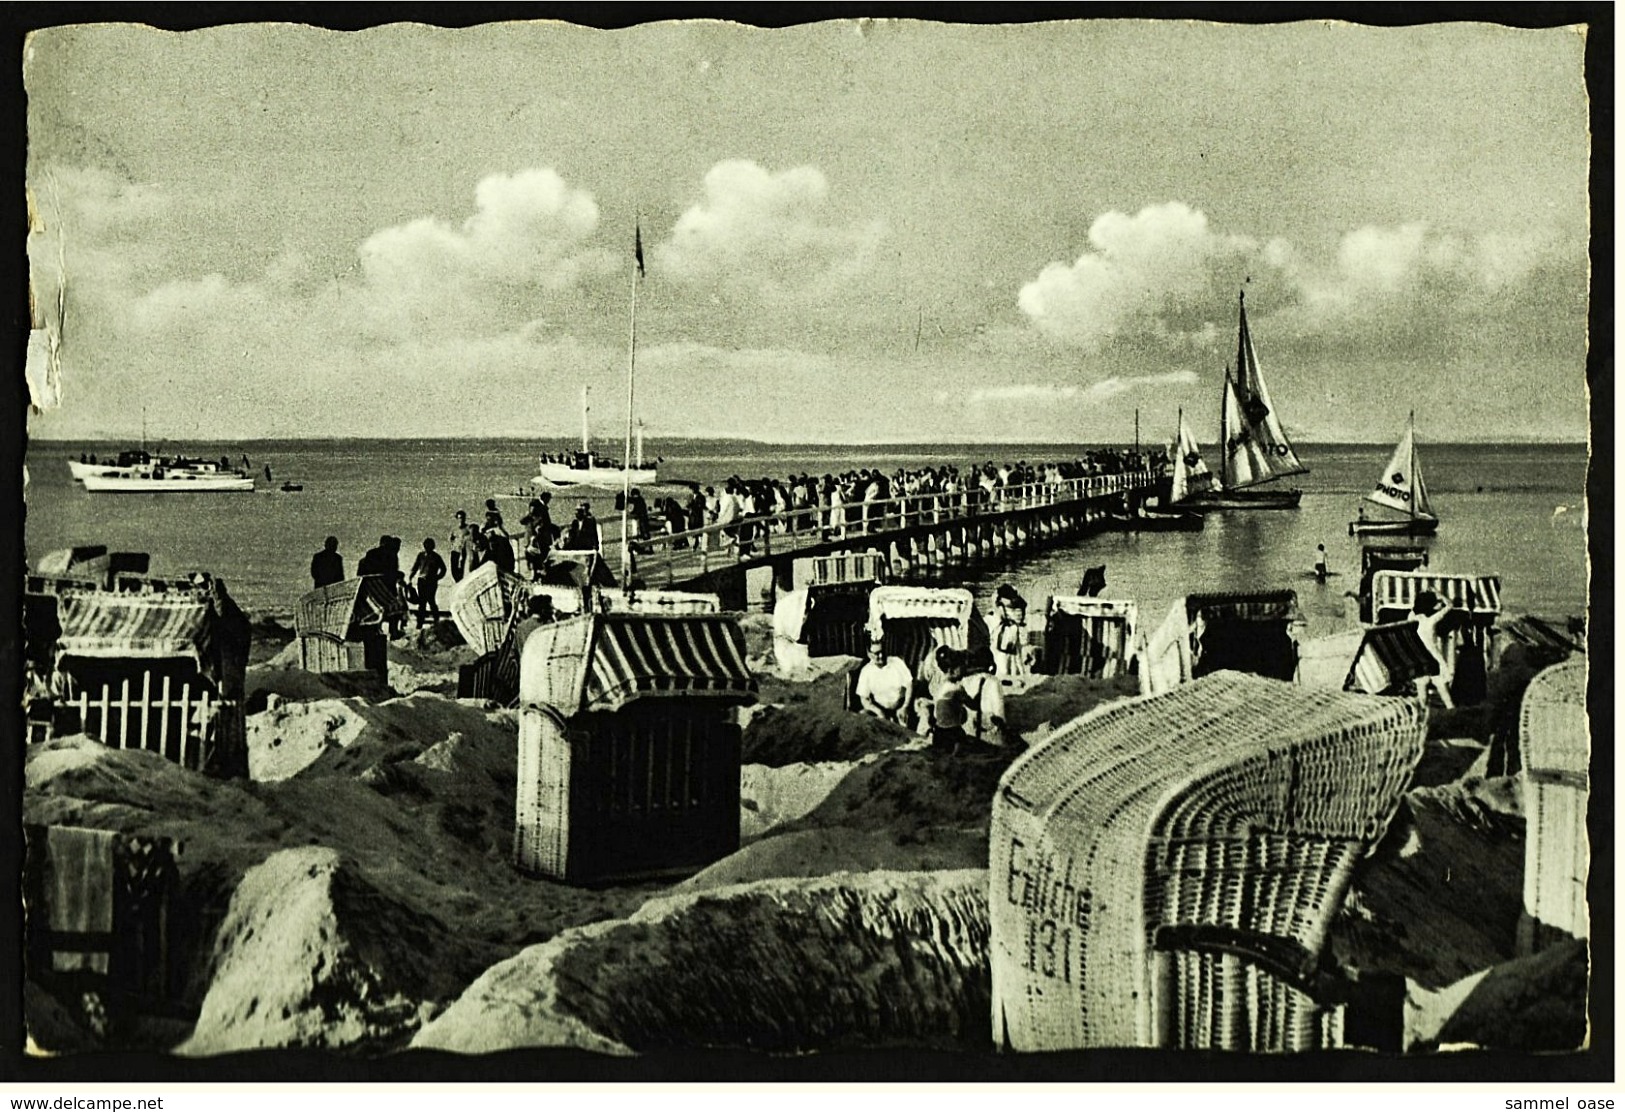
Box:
989;672;1427;1052
1140;590;1302;695
1039;596;1138;679
514;612;758;883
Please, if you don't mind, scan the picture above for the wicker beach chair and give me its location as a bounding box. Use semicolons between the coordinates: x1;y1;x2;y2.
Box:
989;672;1427;1052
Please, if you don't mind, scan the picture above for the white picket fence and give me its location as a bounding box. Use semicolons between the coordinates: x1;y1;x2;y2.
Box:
76;673;227;772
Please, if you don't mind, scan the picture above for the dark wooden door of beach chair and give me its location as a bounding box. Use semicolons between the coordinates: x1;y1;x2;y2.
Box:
803;588;870;658
568;705;742;882
1190;619;1297;682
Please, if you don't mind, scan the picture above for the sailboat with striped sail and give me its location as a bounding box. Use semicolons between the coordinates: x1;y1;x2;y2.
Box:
1350;413;1438;537
1182;290;1306;510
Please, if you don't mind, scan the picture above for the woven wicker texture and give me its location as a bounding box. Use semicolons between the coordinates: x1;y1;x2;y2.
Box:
520;613;758;716
296;576;405;641
990;671;1426;1052
1370;571;1501;623
1518;659;1589;946
447;563;528;655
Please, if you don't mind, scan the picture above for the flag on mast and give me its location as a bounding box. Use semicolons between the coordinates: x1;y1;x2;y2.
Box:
634;222;645;277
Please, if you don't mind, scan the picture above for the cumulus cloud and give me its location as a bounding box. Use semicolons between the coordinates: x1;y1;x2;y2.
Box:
1018;202;1256;348
1278;222;1556;337
354;168;615;340
655;160;883;300
1018;201;1577;363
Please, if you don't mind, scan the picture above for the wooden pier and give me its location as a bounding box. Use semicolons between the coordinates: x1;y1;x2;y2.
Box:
623;471;1158;609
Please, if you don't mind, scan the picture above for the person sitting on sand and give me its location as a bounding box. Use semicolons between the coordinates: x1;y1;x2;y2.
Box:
409;538;447;629
854;635;914;726
310;536;344;589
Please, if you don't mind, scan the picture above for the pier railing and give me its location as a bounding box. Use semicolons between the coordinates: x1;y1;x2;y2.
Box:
628;470;1156;586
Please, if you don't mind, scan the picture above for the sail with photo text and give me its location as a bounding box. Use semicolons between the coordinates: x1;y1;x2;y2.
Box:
1350;414;1438;536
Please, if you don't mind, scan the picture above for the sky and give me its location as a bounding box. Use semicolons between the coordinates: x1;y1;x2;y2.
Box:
23;18;1592;445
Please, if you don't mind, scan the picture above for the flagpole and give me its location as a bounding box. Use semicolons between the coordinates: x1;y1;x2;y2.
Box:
621;220;642;588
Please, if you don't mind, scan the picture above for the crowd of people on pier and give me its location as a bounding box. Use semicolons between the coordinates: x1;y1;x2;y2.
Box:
639;447;1166;553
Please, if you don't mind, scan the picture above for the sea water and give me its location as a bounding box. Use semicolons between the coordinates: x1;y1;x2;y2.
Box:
24;439;1590;638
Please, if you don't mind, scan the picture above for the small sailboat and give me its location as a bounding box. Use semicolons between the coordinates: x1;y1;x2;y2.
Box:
1350;413;1438;537
1132;407;1206;530
533;385;658;488
1181;290;1307;510
1168;407;1217;505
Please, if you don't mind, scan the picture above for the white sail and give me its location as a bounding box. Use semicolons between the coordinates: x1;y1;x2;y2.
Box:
1363;426;1435;519
1220;375;1277;489
1227;291;1307;488
1169;409;1216;504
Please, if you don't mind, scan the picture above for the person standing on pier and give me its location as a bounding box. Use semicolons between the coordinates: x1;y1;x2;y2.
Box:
563;501;601;553
483;498;507;538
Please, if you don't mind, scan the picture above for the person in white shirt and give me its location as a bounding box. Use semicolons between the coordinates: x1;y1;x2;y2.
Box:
854;637;914;725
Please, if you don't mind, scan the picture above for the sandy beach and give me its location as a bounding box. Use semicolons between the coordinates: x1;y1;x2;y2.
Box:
21;608;1587;1058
